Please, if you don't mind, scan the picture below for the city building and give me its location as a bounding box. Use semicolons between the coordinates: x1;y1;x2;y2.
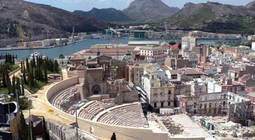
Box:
247;92;255;120
139;46;167;63
169;68;204;80
181;36;197;57
142;64;175;108
165;57;197;70
128;64;145;86
0;102;18;140
180;91;252;121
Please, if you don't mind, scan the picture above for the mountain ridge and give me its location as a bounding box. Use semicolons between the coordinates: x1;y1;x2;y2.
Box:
74;8;132;23
162;2;255;34
123;0;179;21
0;0;107;46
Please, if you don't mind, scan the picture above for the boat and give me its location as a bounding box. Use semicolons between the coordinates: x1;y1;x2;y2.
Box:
29;52;40;60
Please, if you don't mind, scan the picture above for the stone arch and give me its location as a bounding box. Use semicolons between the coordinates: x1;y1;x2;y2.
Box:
91;85;101;95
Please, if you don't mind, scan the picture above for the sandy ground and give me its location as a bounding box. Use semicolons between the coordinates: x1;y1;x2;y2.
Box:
23;68;73;125
170;114;213;139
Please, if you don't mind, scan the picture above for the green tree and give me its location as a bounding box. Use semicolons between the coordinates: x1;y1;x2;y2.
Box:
59;54;65;59
54;60;59;73
2;69;6;87
21;61;27;84
11;76;16;95
16;78;21;96
44;63;48;83
169;41;176;45
6;73;11;94
21;79;25;95
26;58;30;73
20;111;28;140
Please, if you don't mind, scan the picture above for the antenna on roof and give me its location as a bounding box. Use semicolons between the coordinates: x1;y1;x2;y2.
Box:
164;22;168;35
71;26;75;43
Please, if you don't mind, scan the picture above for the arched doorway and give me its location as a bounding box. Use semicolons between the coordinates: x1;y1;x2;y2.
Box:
92;85;101;94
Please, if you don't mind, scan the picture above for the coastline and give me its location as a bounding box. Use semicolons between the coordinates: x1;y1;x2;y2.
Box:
0;40;82;51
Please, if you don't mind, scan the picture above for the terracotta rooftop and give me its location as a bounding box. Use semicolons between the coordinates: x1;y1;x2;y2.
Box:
70;53;84;60
162;65;170;71
218;81;242;87
170;43;179;50
246;87;255;93
239;74;251;83
247;92;255;98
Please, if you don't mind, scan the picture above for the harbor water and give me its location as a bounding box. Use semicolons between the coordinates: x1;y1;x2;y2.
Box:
0;38;243;60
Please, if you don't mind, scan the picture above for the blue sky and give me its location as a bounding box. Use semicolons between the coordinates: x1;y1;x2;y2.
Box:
25;0;254;11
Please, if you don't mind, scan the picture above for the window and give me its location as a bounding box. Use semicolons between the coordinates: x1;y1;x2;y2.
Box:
168;101;171;106
168;90;172;95
223;94;226;99
161;102;164;107
151;83;154;87
154;102;157;107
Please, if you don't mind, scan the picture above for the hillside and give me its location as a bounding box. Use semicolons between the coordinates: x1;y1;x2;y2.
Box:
163;2;255;34
0;0;107;47
246;0;255;10
74;8;132;23
123;0;179;22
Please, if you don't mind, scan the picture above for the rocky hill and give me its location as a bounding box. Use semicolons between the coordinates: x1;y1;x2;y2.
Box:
246;0;255;10
163;2;255;34
0;0;107;46
74;8;132;23
123;0;179;22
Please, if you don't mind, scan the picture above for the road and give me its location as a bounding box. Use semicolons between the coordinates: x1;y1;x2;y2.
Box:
9;63;21;80
6;62;72;124
23;83;73;125
23;68;72;125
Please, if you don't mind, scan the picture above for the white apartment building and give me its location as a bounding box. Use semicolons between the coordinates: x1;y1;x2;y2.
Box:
181;36;197;57
139;46;167;63
142;64;175;108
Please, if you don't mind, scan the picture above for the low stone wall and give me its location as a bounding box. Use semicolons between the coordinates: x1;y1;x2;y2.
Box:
9;66;21;76
45;78;205;140
46;76;79;100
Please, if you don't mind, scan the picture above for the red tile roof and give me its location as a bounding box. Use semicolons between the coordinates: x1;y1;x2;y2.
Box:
246;87;255;93
170;43;179;50
239;74;251;83
162;65;170;71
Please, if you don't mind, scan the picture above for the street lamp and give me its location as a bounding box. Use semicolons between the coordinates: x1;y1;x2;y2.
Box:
28;98;33;140
63;98;88;140
74;99;88;140
8;91;24;140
